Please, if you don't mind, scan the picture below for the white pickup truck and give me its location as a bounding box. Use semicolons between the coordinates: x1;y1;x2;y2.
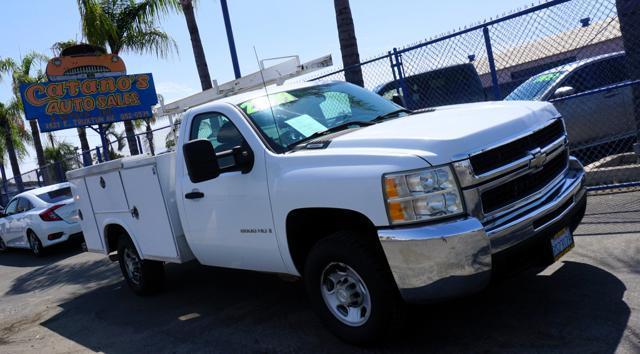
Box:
67;80;587;344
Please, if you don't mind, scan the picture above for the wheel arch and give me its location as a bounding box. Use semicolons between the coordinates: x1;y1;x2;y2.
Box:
285;207;382;275
102;222;142;256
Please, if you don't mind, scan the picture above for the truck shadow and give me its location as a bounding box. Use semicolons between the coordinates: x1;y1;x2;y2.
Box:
37;260;631;353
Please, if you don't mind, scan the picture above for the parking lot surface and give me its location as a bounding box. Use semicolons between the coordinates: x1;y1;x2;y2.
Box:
0;191;639;353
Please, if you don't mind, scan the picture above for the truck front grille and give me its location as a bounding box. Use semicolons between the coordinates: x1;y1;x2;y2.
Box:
470;119;565;175
481;150;568;213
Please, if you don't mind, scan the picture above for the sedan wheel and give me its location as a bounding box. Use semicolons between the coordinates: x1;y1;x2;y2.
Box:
0;237;6;252
28;232;44;257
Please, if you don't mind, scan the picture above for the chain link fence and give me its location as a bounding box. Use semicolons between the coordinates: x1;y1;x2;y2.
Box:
308;0;640;192
1;121;179;205
4;0;639;205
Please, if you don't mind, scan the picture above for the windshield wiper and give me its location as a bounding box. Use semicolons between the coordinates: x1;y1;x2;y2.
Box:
287;121;374;149
371;109;412;123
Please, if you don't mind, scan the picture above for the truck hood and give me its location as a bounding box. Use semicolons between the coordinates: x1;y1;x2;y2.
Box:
328;101;560;165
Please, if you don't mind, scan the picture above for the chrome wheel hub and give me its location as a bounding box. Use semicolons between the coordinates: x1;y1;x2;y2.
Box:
123;248;141;285
320;262;371;327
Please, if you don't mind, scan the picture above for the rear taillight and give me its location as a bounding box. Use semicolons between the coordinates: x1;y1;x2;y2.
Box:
40;204;64;222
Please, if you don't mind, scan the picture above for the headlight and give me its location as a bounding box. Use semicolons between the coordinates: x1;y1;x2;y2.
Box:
383;166;464;225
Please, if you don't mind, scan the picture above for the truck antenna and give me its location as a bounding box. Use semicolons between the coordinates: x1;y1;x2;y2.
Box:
253;46;283;147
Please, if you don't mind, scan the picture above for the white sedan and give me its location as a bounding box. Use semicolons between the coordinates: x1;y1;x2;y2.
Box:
0;183;83;256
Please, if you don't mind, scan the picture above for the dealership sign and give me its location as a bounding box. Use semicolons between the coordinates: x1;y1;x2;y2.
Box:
19;73;158;132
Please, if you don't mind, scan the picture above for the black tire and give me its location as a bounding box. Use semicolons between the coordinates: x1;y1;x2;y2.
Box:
304;231;404;345
117;237;164;295
28;231;45;257
0;236;6;252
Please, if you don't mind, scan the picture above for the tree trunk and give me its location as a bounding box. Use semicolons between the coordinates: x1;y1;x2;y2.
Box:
29;120;48;184
0;160;8;205
181;0;213;91
334;0;364;87
77;127;92;166
616;0;640;157
145;120;155;156
2;118;23;192
124;120;139;156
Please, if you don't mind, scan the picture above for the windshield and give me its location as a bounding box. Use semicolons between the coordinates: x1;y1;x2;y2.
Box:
239;82;402;151
505;71;565;101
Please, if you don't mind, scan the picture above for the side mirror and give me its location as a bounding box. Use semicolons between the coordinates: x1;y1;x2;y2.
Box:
232;146;254;174
553;86;575;99
183;139;220;183
391;94;405;107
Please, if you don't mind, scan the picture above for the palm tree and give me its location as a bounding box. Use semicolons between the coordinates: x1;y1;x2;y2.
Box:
44;141;81;182
165;116;181;149
0;53;49;179
133;116;157;155
52;39;93;166
76;0;178;157
333;0;364;87
0;101;33;191
178;0;212;90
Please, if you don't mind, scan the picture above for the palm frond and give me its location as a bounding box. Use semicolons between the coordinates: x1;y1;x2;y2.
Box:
51;39;80;56
0;57;17;82
77;0;177;57
77;0;119;49
121;27;177;58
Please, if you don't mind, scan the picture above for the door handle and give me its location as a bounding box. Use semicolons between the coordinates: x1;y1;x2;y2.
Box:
604;91;619;98
185;191;205;199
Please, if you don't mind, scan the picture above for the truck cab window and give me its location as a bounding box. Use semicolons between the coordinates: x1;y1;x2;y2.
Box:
190;113;246;169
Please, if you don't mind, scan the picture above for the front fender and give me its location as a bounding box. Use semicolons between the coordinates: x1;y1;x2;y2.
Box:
267;150;429;274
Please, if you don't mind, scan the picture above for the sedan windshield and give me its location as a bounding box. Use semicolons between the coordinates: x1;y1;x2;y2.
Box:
238;82;403;151
505;71;565;101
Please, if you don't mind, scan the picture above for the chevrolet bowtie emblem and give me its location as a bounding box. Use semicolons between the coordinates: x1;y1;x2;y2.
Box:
529;148;547;171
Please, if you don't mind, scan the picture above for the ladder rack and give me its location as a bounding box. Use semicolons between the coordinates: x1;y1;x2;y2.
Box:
154;54;332;117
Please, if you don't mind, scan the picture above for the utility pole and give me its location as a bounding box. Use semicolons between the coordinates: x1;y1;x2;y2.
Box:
220;0;241;79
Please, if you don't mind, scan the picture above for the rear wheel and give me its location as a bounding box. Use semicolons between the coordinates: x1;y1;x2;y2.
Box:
28;231;44;257
304;231;404;345
117;237;164;295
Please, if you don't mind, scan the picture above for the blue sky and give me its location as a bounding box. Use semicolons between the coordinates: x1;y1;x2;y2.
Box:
0;0;535;175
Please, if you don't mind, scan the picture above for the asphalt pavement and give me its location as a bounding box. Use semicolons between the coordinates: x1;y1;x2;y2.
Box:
0;191;638;353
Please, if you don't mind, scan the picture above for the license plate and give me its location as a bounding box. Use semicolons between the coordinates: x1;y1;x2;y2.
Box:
550;228;574;261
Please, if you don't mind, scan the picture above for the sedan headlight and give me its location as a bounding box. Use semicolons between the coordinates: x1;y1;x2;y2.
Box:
383;166;464;224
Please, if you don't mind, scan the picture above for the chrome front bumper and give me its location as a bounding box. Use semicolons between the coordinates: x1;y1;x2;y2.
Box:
378;160;586;303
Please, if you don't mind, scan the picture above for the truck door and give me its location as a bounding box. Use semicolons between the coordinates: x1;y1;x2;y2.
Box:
179;110;286;273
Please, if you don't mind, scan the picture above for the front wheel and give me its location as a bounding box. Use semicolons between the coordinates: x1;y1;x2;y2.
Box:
28;231;44;257
117;237;164;295
304;231;404;345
